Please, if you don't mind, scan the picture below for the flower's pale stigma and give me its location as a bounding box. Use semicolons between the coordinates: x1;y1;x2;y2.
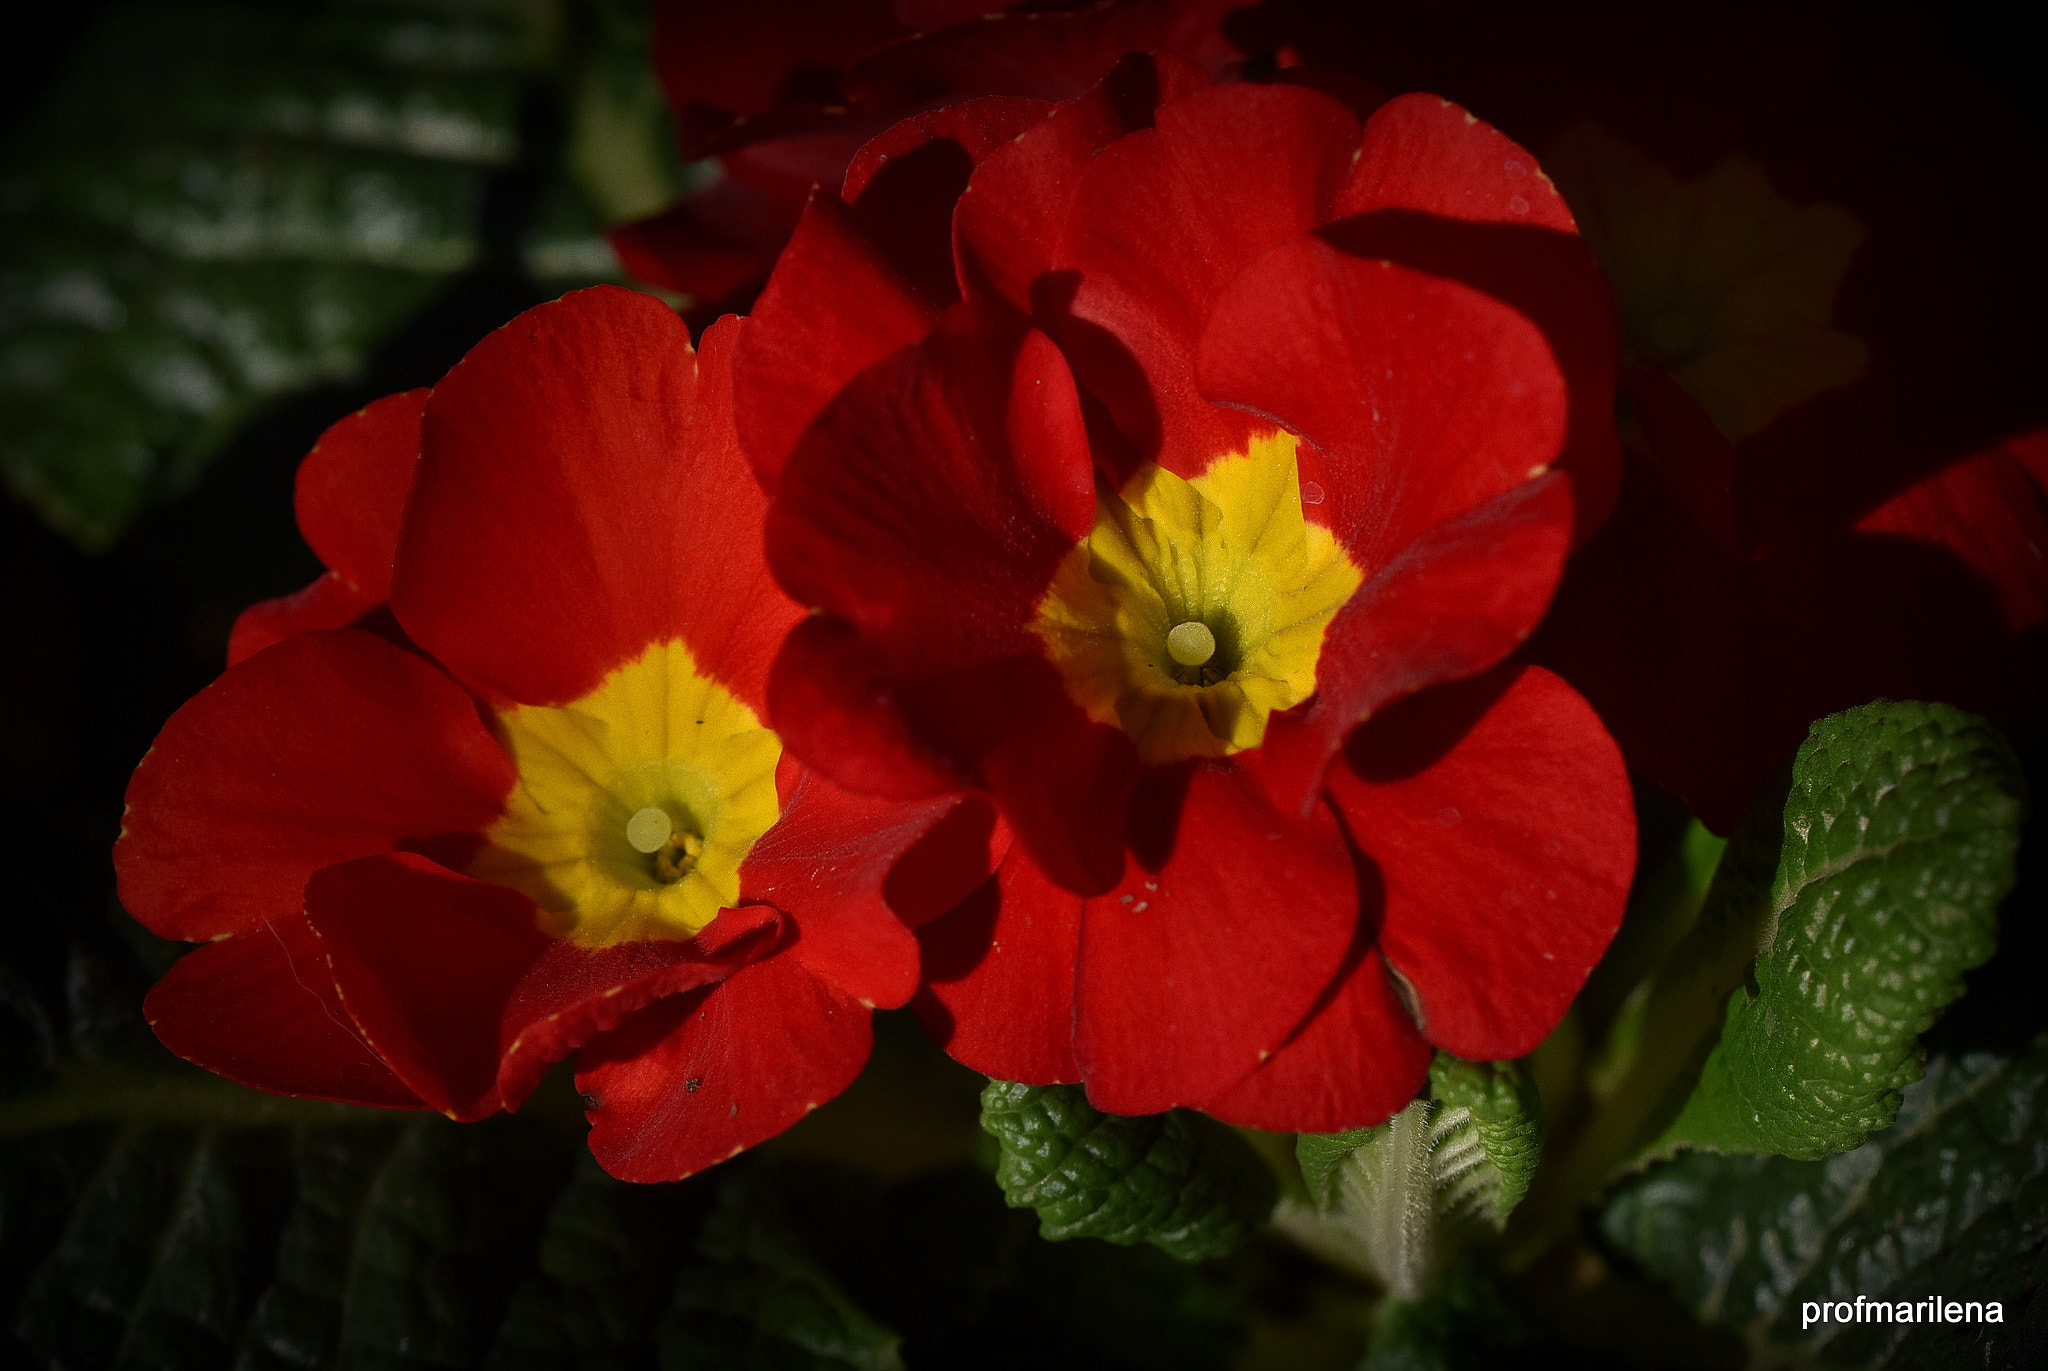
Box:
625;806;673;853
1033;430;1362;765
473;639;781;947
1166;621;1217;669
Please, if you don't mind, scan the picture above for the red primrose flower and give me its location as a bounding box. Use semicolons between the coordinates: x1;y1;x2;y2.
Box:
739;58;1638;1128
116;288;997;1180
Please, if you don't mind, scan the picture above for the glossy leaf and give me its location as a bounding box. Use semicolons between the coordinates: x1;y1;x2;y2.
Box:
1604;1037;2048;1370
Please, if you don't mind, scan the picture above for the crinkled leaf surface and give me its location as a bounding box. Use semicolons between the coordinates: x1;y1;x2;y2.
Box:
979;1081;1278;1263
1660;701;2024;1159
1284;1057;1543;1299
1603;1036;2048;1371
0;0;628;551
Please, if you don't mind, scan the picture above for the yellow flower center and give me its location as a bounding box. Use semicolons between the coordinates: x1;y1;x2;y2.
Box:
470;639;782;948
1032;430;1362;766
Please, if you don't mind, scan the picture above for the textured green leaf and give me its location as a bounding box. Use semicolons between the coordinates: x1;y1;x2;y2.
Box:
0;0;636;551
1281;1057;1542;1299
979;1081;1278;1263
1661;701;2024;1159
1603;1035;2048;1370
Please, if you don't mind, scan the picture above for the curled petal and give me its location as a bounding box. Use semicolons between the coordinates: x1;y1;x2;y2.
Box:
144;914;422;1110
116;630;513;943
579;954;872;1182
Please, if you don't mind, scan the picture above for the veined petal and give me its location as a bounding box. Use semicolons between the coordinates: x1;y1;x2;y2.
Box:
912;851;1083;1085
1254;475;1574;817
395;290;796;712
305;853;556;1121
1072;763;1356;1113
143;914;423;1110
1198;237;1570;575
1330;665;1634;1059
1199;946;1431;1134
740;766;981;1008
227;571;383;668
1060;80;1361;476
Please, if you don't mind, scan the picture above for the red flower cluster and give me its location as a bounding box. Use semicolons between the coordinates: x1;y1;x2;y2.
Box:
115;290;996;1180
732;57;1638;1128
121;46;1649;1170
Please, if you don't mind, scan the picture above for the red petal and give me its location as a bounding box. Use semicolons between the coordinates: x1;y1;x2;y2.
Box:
1321;94;1620;539
843;0;1245;113
606;199;787;305
578;954;872;1181
226;571;381;667
1254;474;1575;817
305;853;555;1120
143;914;422;1110
733;195;944;491
767;615;976;800
913;850;1083;1085
841;97;1054;306
652;0;904;149
978;669;1136;895
957;51;1214;316
1333;92;1577;231
1199;947;1430;1133
1329;665;1633;1059
883;793;1011;932
767;313;1094;627
1060;81;1361;474
395;290;796;711
739;767;965;1008
1198;237;1569;573
495;905;785;1111
1072;763;1356;1114
115;630;514;942
1857;432;2048;635
765;310;1124;874
294;390;428;603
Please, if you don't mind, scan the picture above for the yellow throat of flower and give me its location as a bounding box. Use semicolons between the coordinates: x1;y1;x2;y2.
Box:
1032;430;1362;766
472;639;782;948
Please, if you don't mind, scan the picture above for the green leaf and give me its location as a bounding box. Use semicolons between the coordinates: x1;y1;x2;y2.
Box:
1602;1034;2048;1370
1357;1265;1549;1371
668;1172;906;1371
1660;701;2024;1159
1280;1058;1543;1298
0;0;619;551
979;1081;1278;1263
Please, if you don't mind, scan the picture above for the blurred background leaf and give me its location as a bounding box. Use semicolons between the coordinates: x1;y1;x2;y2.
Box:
0;0;662;553
1601;1034;2048;1370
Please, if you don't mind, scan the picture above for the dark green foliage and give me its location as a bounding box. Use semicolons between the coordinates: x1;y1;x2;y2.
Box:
979;1080;1279;1262
0;0;627;551
1662;701;2025;1158
1358;1266;1552;1371
1;937;1263;1369
1604;1036;2048;1370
